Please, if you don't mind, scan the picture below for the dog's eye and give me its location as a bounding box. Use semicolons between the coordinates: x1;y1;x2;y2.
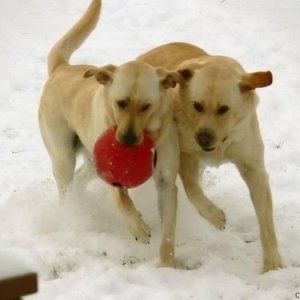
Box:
117;100;128;110
193;102;204;113
217;105;229;115
140;103;151;112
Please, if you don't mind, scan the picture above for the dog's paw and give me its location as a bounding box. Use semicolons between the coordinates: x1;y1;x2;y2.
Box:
192;197;226;230
203;204;226;230
263;257;285;273
212;206;226;230
127;214;151;245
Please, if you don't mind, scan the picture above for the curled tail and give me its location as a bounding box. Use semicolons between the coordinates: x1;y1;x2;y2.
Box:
48;0;101;75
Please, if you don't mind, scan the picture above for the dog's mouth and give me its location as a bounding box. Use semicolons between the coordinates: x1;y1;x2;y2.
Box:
201;146;216;152
222;136;228;143
200;136;229;152
117;129;142;146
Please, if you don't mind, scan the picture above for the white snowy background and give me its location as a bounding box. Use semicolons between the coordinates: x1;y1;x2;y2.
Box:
1;0;300;299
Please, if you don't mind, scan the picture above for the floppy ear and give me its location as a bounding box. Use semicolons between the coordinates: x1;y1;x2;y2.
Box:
84;64;117;85
161;72;184;89
239;71;273;92
157;68;184;89
177;68;194;82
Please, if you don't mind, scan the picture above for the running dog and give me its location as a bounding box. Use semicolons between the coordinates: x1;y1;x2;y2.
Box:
138;42;284;272
39;1;183;267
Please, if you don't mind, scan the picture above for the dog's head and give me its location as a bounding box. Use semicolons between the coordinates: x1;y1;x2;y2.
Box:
176;56;272;152
84;61;182;145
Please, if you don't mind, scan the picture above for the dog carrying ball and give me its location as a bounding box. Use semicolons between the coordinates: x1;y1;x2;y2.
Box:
94;126;156;188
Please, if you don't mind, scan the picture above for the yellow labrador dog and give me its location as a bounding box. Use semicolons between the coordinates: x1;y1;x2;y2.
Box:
39;0;183;267
138;42;284;272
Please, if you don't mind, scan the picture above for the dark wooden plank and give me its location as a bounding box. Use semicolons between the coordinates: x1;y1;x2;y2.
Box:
0;273;37;299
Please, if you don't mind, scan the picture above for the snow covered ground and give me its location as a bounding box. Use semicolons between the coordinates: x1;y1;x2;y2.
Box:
1;0;300;299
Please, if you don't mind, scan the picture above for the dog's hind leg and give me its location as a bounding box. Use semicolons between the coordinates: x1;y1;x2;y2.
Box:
179;153;226;230
236;162;284;272
39;116;77;200
74;150;97;192
110;186;151;244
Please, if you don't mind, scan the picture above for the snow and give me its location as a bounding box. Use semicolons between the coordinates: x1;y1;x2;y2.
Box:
0;249;32;279
0;0;300;299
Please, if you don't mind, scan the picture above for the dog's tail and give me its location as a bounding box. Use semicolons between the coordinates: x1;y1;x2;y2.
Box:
47;0;101;75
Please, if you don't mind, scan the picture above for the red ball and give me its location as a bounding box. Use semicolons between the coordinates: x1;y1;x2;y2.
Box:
94;126;156;188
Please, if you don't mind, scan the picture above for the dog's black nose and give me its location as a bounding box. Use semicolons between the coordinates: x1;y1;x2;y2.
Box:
196;129;216;151
121;130;138;145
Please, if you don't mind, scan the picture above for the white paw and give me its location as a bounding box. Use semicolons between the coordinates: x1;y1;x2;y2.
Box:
202;203;226;230
126;213;151;244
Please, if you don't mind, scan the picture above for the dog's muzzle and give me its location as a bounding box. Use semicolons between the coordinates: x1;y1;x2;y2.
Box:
120;129;139;145
196;129;216;152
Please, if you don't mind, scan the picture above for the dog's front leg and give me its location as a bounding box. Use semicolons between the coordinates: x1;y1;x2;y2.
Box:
154;140;179;268
180;153;226;230
236;162;284;272
110;186;151;244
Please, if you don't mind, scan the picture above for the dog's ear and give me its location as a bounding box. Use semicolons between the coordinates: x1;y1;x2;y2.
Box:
84;64;117;85
177;68;194;82
157;68;184;89
161;72;184;89
239;71;273;92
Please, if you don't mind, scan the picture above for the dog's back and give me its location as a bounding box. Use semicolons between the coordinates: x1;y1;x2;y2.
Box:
138;42;207;70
